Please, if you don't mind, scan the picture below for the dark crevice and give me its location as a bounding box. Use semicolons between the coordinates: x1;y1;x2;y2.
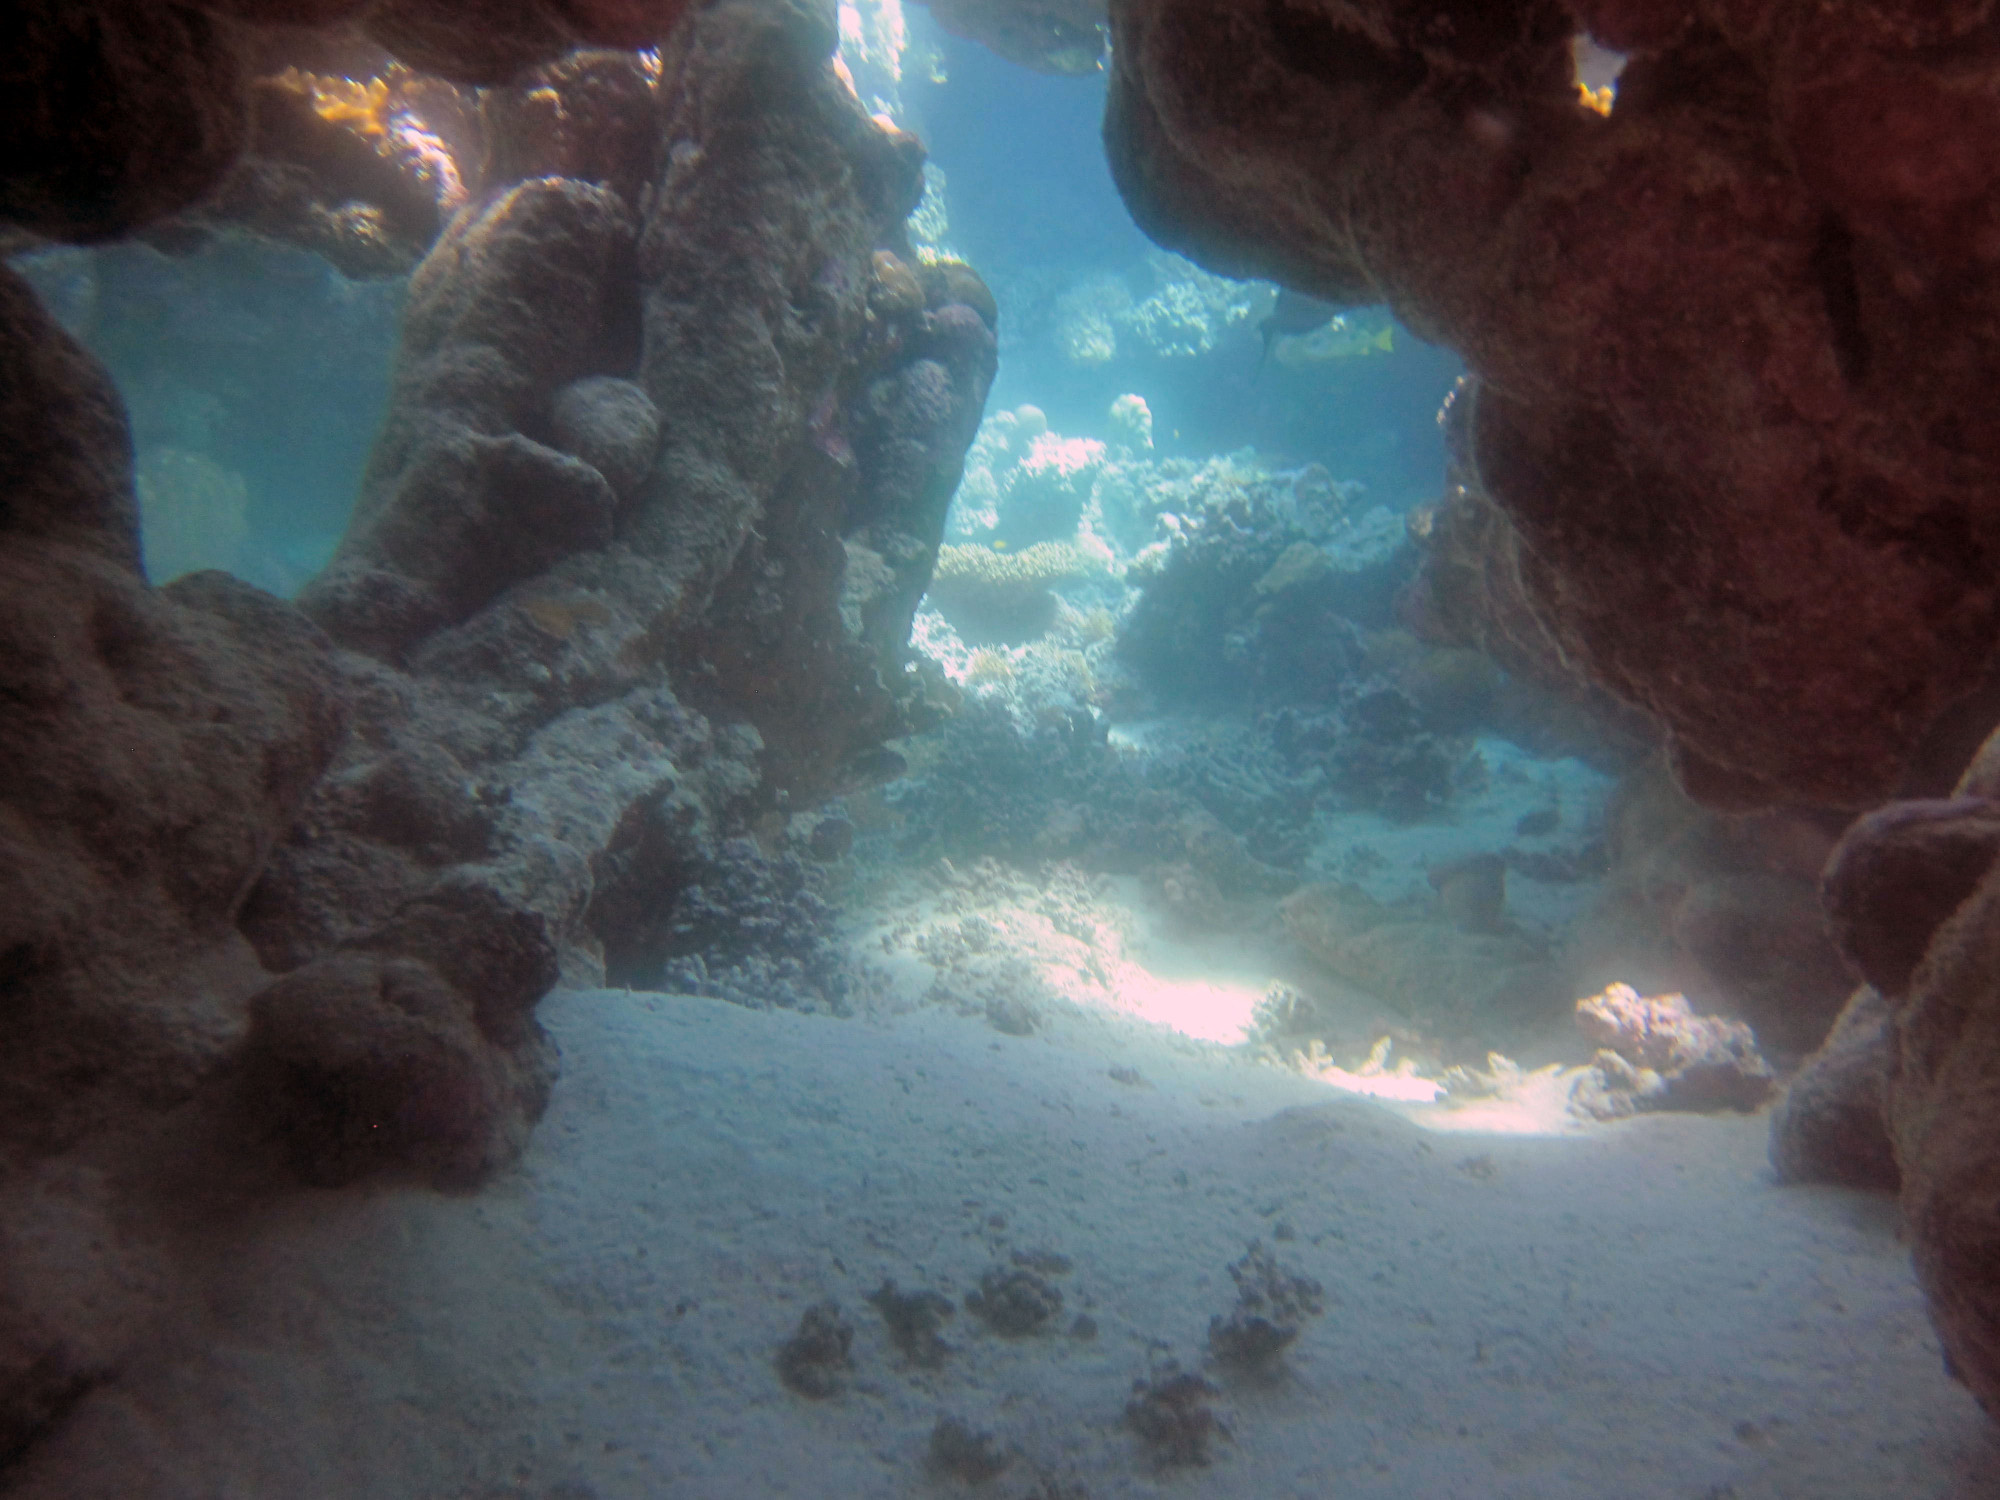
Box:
1263;0;1428;99
1810;211;1871;386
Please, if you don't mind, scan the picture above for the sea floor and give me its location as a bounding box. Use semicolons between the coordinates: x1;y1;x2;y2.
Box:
11;983;1997;1499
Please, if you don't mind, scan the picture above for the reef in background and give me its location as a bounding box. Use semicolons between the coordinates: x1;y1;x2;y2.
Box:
1079;0;2000;1427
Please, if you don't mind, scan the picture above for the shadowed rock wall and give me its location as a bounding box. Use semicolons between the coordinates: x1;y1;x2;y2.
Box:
0;0;994;1470
1101;0;2000;814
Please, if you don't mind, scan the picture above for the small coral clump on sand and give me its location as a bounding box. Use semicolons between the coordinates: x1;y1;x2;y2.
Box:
964;1266;1063;1335
776;1301;854;1399
1125;1362;1228;1468
1206;1239;1324;1372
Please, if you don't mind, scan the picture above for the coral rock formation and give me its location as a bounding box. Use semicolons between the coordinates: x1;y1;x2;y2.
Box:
0;265;349;1160
0;0;996;1471
1823;771;2000;1419
1102;0;2000;812
1769;986;1899;1192
1569;983;1774;1119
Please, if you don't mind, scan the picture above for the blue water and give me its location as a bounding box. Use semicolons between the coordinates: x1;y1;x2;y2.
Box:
911;24;1463;507
10;24;1456;588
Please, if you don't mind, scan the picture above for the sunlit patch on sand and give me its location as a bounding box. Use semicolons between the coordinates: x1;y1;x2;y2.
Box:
1106;971;1267;1043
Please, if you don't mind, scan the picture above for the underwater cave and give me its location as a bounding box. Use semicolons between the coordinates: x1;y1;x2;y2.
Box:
3;0;2000;1494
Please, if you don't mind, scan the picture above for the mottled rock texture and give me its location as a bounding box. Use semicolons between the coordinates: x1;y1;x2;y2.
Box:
1872;844;2000;1423
0;266;348;1160
1569;983;1774;1119
1769;986;1899;1192
1102;0;2000;813
0;0;995;1472
0;257;347;1478
1819;775;2000;1416
267;0;993;1020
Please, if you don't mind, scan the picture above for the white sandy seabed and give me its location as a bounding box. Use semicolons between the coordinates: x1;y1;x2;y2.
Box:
10;986;2000;1500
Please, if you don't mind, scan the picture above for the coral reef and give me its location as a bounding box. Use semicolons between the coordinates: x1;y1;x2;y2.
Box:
644;839;876;1015
1568;983;1774;1119
1114;453;1405;707
889;703;1296;909
0;0;996;1473
1050;251;1264;365
927;540;1096;644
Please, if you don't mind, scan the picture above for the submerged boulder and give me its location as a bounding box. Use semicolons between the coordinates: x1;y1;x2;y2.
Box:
1769;986;1899;1192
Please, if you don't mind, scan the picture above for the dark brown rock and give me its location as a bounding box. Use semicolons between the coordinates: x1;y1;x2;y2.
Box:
0;2;249;242
1821;798;2000;1000
364;0;697;85
1770;985;1899;1191
0;264;141;569
1889;856;2000;1421
240;884;558;1187
0;265;349;1159
1102;0;2000;810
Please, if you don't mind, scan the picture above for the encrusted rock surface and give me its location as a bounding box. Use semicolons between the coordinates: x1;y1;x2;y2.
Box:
1881;852;2000;1422
1102;0;2000;812
1569;983;1774;1119
1769;985;1899;1192
1822;779;2000;1419
0;265;349;1160
0;0;996;1472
